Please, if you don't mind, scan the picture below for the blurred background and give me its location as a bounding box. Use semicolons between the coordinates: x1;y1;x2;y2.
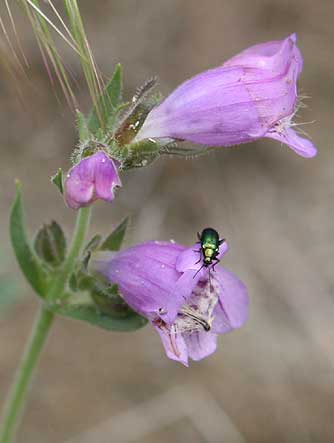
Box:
0;0;333;442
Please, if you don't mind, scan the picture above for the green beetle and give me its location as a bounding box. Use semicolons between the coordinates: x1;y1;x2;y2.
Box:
196;227;225;269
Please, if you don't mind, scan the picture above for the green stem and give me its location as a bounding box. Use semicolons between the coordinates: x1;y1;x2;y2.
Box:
46;206;91;303
0;207;91;443
0;307;54;443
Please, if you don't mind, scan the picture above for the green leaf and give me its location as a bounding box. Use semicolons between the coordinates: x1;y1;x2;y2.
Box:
87;64;122;134
51;168;64;195
100;218;129;251
83;234;102;254
9;182;47;297
76;109;90;141
34;221;67;267
82;235;103;271
55;303;148;332
69;272;78;292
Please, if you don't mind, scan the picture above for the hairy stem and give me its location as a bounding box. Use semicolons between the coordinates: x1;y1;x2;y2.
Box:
0;306;54;443
0;206;91;443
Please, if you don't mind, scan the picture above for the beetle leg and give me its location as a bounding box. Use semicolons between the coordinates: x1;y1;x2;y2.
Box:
192;248;202;264
212;258;220;271
219;238;226;245
193;264;204;279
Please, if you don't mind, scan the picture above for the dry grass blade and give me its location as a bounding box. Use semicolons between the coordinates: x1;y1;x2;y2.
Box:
17;0;78;108
4;0;28;67
63;0;104;124
0;3;30;101
2;0;106;121
25;0;79;54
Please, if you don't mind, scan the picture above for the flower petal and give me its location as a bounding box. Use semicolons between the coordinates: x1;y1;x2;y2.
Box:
94;242;199;323
224;34;302;75
215;268;249;328
161;269;203;324
211;302;234;334
152;321;189;366
95;156;121;200
175;244;202;272
135;66;270;146
184;331;218;361
265;126;317;158
64;152;121;209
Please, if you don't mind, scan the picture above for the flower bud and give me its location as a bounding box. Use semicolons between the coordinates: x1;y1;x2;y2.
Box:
64;151;121;210
135;34;317;158
94;240;248;366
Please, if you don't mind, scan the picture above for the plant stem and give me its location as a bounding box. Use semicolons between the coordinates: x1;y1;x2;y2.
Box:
46;206;91;303
0;207;91;443
0;306;54;443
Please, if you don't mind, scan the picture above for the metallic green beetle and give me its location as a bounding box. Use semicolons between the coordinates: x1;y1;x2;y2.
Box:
196;227;225;269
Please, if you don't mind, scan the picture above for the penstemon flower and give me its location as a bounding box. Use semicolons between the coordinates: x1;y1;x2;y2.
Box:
94;240;248;366
64;151;121;210
135;34;317;158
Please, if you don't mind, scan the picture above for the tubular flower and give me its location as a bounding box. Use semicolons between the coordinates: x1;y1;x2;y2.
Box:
64;151;121;210
94;240;248;366
135;34;317;158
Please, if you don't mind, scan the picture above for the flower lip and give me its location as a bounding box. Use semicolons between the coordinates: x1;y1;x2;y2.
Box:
64;151;121;210
151;266;248;366
223;33;301;73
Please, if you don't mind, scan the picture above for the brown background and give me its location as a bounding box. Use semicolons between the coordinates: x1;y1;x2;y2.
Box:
0;0;333;442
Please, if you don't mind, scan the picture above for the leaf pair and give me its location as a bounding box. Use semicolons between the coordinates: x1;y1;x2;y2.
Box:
9;184;147;332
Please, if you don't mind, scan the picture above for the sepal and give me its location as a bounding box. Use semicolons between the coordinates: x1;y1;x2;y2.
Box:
114;78;158;145
83;234;102;254
51;168;64;195
87;63;122;134
100;217;129;251
53;302;148;332
34;221;67;267
52;271;148;331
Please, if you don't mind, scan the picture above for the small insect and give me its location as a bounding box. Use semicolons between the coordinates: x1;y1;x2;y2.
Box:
196;227;225;268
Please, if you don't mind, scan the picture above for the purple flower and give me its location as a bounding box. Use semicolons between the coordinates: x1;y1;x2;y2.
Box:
135;34;317;158
64;151;121;210
95;240;248;366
